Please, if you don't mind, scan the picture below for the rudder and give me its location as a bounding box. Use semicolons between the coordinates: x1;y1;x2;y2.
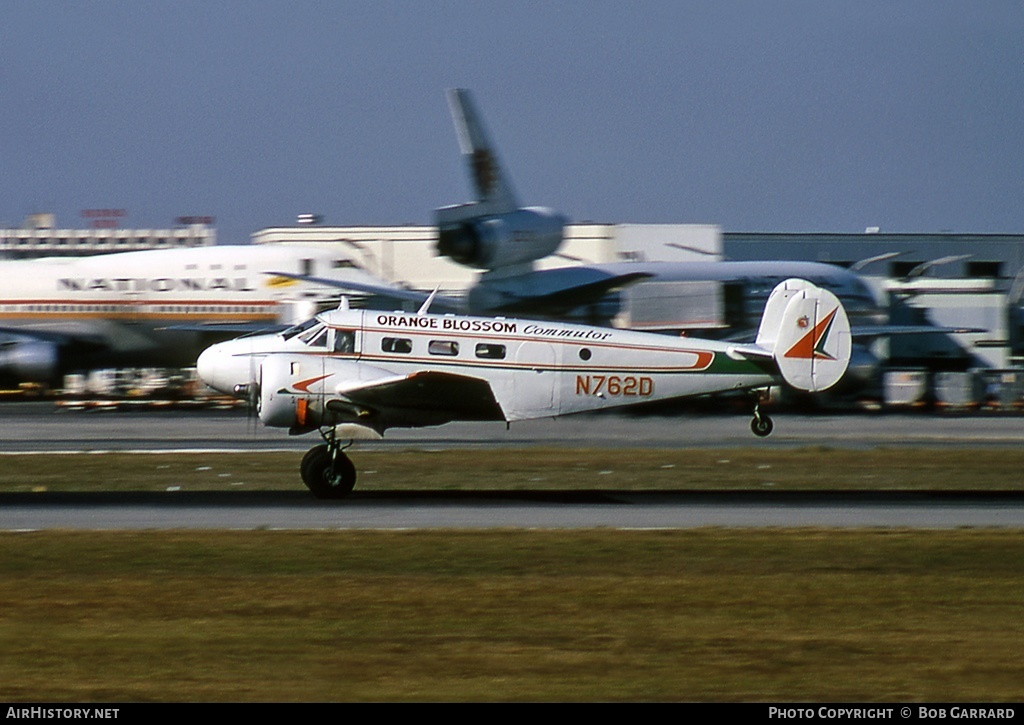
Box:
772;285;852;392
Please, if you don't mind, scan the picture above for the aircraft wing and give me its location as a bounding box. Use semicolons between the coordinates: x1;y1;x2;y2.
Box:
0;321;146;381
851;324;986;338
490;272;654;315
0;323;118;353
265;271;462;312
160;322;290;334
330;370;505;421
720;323;986;347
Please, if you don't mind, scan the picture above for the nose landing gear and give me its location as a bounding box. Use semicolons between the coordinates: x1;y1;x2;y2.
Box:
300;429;357;499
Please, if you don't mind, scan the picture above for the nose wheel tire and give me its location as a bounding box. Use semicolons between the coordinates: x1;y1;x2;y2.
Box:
300;444;357;499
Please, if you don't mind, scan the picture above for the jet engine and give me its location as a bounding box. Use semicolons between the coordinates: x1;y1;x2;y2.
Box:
436;207;566;270
0;338;59;384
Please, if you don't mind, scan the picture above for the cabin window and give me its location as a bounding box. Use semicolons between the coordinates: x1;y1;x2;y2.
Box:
382;337;413;354
475;343;506;360
333;329;356;354
428;340;459;356
579;348;592;361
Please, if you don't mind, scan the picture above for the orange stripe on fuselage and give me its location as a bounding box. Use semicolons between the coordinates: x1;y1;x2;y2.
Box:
356;324;716;371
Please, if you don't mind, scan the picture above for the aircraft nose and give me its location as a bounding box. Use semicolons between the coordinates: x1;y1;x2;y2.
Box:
197;342;240;395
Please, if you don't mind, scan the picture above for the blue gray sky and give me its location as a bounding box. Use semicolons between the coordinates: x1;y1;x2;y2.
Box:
3;1;1022;244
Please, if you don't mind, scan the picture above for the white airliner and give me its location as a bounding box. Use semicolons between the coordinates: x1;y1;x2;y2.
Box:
197;278;852;498
0;245;419;384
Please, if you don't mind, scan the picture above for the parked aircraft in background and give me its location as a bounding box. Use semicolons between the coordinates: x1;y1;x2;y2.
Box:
429;89;975;388
197;278;851;498
0;245;417;384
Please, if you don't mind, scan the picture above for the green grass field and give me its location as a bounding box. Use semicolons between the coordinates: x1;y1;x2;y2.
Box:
3;448;1023;701
1;529;1022;702
3;446;1024;492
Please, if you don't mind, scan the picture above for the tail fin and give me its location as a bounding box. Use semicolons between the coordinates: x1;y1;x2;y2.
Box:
756;279;852;392
446;88;518;214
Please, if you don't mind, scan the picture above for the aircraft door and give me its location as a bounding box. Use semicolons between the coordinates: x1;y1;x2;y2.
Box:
512;340;559;417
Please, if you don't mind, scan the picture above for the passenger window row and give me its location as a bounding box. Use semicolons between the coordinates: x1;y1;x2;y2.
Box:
381;337;506;360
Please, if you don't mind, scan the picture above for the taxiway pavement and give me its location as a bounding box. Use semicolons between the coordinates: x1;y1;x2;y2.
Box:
3;404;1022;530
2;490;1024;530
2;403;1023;453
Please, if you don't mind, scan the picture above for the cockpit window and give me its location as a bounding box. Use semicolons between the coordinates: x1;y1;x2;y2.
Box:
282;317;320;340
299;323;328;348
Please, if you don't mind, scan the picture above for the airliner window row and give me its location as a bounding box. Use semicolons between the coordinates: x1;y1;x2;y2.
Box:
5;304;269;315
7;236;204;247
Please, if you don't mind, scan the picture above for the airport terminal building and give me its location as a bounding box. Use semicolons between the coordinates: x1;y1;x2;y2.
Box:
0;213;215;259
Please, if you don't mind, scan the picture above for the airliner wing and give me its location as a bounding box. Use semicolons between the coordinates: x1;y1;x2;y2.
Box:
265;272;462;312
160;322;290;334
330;370;505;420
490;272;654;315
0;321;142;381
0;322;117;352
851;324;985;338
0;325;92;346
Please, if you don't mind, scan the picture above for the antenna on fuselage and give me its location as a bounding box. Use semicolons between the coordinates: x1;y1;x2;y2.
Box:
417;287;440;316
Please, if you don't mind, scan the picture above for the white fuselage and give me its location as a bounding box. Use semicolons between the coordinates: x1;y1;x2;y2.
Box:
199;307;777;429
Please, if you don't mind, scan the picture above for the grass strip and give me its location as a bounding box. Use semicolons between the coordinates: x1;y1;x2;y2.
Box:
2;447;1024;492
1;529;1022;701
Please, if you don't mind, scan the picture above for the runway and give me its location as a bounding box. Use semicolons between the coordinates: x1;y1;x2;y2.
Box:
3;403;1023;530
3;402;1024;452
2;490;1023;531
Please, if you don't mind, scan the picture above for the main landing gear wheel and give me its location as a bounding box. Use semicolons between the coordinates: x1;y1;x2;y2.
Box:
750;413;774;438
300;444;357;499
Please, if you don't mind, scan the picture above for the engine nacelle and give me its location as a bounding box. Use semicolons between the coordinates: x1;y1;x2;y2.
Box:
0;338;59;383
436;207;566;270
258;355;331;430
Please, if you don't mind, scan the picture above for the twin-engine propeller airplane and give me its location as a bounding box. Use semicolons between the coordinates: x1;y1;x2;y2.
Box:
197;278;851;498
